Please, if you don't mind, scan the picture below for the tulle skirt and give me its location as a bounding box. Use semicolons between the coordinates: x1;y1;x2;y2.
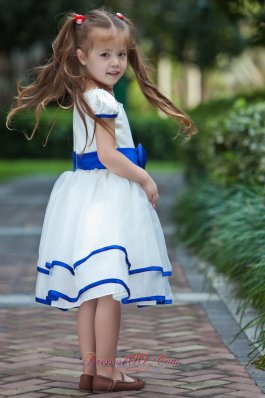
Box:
35;169;174;310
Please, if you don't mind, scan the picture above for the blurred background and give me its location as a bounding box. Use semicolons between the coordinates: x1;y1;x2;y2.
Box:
1;0;265;106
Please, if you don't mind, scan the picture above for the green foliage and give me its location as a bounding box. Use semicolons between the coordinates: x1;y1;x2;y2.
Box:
174;179;265;355
1;107;73;158
253;355;265;371
129;0;246;69
185;90;265;185
206;101;265;185
223;0;265;46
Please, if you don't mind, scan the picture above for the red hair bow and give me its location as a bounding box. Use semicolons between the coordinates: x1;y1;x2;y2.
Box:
116;12;125;20
75;14;85;24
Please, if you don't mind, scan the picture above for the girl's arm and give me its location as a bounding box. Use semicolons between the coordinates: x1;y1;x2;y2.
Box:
95;118;149;185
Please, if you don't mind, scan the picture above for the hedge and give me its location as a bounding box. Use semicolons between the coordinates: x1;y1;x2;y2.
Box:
174;179;265;360
185;89;265;183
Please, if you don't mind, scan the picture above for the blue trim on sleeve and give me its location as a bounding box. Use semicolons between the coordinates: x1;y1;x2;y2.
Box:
95;114;118;118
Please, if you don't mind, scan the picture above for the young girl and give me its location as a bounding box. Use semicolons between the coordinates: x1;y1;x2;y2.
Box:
6;7;196;394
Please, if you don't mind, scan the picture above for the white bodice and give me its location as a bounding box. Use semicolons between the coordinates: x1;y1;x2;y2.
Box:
73;88;135;154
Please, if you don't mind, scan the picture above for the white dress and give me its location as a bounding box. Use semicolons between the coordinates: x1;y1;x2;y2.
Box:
35;87;174;310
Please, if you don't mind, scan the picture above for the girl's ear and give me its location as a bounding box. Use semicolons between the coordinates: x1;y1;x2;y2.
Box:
76;49;87;66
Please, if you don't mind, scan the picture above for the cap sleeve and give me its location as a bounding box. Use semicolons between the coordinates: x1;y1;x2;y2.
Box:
85;88;119;118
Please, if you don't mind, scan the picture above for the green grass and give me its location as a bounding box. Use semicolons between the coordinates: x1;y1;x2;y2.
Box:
174;179;265;361
0;159;183;183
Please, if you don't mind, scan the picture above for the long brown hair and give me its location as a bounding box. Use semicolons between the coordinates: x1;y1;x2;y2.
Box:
6;6;197;154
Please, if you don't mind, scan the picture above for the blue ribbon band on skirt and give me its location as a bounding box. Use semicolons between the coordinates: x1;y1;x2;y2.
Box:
72;143;147;171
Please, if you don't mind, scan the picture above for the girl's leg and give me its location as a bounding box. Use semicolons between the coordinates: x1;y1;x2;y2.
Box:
77;299;98;376
95;294;134;382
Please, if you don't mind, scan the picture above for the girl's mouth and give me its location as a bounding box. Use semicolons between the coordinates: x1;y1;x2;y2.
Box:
108;72;120;76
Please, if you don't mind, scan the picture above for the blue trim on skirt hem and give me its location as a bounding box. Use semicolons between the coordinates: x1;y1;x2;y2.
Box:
37;244;171;277
36;244;172;310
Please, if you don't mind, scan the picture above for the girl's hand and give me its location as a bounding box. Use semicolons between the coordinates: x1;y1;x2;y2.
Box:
140;174;159;209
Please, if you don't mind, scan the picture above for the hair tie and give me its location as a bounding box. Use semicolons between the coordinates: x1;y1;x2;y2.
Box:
116;12;125;20
75;14;85;25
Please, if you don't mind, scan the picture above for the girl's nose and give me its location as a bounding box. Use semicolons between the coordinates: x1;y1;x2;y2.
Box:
111;56;120;66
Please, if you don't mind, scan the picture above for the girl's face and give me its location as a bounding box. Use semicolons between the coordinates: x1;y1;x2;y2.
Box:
77;28;128;90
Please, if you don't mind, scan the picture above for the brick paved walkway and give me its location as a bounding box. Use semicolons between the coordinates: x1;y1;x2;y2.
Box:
0;173;264;397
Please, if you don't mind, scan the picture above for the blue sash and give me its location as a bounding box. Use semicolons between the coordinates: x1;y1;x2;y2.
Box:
72;143;147;171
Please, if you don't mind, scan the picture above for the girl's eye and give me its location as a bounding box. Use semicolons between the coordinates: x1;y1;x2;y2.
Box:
100;53;127;57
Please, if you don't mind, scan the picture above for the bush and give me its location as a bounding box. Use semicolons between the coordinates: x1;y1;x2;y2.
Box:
174;179;265;355
185;90;265;184
200;101;265;185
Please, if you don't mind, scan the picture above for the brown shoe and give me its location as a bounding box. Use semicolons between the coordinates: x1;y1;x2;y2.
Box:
79;374;93;392
93;371;145;393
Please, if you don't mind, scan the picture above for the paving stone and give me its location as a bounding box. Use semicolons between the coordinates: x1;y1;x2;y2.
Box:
226;392;265;397
0;385;48;396
139;394;187;398
188;387;239;396
177;378;231;391
0;379;49;389
38;388;87;396
5;394;47;398
228;382;264;392
177;373;225;383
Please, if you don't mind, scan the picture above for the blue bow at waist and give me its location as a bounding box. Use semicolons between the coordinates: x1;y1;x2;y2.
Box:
72;143;147;171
